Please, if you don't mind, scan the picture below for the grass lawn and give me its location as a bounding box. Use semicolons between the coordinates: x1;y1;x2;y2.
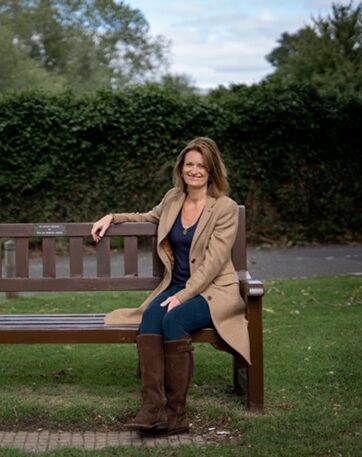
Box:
0;275;361;456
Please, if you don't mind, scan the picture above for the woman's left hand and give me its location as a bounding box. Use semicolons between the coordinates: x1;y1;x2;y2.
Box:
160;296;181;312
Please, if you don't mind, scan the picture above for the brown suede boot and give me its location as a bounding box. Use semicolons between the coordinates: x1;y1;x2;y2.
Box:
163;336;194;435
125;334;168;432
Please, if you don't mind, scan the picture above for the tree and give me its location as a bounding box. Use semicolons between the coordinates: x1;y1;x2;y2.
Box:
0;0;169;92
158;73;198;96
0;22;66;93
265;2;362;97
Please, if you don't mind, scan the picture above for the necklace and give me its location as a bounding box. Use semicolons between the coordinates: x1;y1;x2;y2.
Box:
182;225;189;235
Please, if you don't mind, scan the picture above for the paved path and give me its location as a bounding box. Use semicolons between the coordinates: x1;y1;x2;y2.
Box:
247;243;362;280
0;430;209;452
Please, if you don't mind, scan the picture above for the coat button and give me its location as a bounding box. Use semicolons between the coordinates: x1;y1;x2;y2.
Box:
191;258;196;263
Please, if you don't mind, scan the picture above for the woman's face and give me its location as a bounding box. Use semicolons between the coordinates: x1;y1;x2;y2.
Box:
182;149;209;191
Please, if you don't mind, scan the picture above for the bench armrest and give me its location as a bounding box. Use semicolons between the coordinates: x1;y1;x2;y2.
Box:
237;271;265;299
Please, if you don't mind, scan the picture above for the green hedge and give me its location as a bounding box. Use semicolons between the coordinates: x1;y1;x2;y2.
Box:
215;84;362;242
0;84;361;242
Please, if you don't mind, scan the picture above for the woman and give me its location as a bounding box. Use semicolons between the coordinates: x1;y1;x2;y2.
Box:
91;137;250;436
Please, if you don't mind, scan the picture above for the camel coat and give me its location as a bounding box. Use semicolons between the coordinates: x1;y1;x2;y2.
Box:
105;187;250;364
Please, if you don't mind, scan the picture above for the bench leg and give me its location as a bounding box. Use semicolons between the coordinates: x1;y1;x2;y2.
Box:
246;359;264;411
233;353;248;397
233;355;263;411
246;296;264;411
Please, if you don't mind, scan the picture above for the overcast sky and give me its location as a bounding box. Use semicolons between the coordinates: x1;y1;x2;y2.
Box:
130;0;353;90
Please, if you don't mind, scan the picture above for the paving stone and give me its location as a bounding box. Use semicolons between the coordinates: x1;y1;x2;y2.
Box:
0;430;215;451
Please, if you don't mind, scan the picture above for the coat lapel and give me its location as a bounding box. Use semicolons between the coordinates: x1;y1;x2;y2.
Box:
190;195;216;250
158;191;186;244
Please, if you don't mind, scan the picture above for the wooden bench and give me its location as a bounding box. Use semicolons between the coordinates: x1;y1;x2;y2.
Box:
0;207;264;411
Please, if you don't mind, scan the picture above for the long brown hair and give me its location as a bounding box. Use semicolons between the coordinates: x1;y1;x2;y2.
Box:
173;137;229;197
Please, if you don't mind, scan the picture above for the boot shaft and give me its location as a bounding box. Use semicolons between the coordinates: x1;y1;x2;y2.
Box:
164;337;194;408
136;334;165;404
125;334;168;432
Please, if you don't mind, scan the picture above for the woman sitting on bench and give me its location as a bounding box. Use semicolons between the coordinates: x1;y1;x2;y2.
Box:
91;137;250;436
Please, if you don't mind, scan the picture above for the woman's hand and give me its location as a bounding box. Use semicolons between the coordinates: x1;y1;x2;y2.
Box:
160;295;181;312
91;214;113;242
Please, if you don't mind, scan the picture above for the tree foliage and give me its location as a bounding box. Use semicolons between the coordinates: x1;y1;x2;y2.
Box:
0;22;66;93
0;0;169;93
266;1;362;97
158;73;199;96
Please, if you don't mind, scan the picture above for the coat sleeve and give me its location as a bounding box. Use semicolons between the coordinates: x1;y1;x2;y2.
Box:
111;188;176;224
174;199;239;304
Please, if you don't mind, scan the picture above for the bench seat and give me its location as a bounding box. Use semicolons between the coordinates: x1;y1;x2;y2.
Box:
0;314;222;345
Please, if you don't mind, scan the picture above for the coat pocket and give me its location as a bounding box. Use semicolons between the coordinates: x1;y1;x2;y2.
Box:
212;273;239;286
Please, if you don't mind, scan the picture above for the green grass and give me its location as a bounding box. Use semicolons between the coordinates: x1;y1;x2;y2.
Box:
0;275;361;456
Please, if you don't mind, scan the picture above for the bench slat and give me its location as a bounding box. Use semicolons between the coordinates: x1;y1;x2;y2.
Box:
124;237;138;275
0;328;138;344
0;276;161;292
15;238;29;277
232;207;247;270
70;238;84;277
42;238;56;277
97;237;111;277
0;313;104;317
152;237;163;276
0;319;104;326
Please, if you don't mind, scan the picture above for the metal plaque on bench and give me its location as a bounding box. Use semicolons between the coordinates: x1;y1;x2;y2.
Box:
34;224;66;236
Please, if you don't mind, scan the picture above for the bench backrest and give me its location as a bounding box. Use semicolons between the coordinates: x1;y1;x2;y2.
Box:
0;207;246;293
